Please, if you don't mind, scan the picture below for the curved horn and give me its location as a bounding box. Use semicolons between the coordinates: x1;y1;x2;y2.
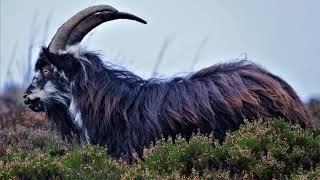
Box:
48;5;118;53
67;12;146;46
48;5;146;53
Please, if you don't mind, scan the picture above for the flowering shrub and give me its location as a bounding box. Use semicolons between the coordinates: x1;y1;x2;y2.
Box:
212;119;320;179
0;119;319;179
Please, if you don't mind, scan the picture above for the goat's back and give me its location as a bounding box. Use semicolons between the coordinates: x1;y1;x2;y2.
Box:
152;61;314;140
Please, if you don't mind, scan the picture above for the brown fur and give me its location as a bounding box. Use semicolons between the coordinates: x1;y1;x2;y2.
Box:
67;53;315;161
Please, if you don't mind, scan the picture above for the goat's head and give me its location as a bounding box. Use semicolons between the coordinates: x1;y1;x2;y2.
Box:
23;5;146;112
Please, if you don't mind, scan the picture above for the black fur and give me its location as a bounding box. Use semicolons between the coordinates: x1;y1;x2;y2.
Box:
25;48;315;162
55;50;317;161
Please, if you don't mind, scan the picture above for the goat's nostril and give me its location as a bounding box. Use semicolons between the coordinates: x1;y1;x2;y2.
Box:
23;94;27;98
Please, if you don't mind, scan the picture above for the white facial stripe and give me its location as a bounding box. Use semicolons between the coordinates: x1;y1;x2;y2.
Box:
44;81;58;93
28;81;70;107
34;71;41;78
32;71;41;85
28;88;47;100
44;82;70;106
28;81;54;101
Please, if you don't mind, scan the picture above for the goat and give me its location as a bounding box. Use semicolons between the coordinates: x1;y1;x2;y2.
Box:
23;5;315;162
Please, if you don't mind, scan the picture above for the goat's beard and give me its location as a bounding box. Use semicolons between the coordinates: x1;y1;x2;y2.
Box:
30;104;45;112
45;99;82;142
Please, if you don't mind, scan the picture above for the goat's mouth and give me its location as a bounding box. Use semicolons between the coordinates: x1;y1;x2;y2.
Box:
24;97;45;112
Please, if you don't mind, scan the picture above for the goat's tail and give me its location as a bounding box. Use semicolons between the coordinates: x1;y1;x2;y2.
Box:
267;72;316;128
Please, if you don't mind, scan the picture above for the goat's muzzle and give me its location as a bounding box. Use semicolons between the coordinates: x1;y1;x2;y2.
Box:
23;95;45;112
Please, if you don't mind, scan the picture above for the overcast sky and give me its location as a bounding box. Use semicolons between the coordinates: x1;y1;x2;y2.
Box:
1;0;319;100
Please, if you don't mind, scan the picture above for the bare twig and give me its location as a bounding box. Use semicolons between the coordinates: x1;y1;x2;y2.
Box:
24;13;40;85
41;12;52;46
237;52;248;61
5;42;19;85
151;36;174;77
189;36;208;71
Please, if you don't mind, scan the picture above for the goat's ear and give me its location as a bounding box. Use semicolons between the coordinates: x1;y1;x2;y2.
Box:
42;47;81;79
42;47;61;66
41;47;53;63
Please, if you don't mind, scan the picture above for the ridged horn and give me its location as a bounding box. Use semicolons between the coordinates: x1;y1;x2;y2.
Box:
48;5;146;53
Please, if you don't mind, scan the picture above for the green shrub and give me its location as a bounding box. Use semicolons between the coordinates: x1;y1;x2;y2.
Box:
132;134;214;178
0;153;61;179
212;119;320;179
60;145;126;179
1;119;319;179
293;166;320;179
0;145;127;179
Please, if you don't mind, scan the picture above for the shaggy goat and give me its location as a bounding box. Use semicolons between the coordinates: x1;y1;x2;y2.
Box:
23;5;315;162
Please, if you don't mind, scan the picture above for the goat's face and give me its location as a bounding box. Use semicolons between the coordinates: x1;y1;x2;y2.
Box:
23;48;76;112
23;5;146;113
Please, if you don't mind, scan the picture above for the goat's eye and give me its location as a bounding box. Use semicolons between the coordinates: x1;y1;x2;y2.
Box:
42;69;50;76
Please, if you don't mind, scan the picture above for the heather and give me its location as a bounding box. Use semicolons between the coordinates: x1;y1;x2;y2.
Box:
1;97;319;179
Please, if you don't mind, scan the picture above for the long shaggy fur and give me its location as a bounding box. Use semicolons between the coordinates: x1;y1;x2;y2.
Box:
63;51;314;161
22;4;316;163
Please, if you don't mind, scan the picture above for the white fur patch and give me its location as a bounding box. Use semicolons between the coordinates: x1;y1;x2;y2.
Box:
31;71;41;85
28;87;47;100
45;82;70;106
34;71;41;78
84;129;91;143
28;80;54;100
58;43;81;57
69;98;83;128
44;81;58;93
59;71;68;80
68;98;91;143
28;81;70;107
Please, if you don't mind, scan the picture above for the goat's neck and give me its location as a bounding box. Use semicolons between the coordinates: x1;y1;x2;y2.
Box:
46;103;82;142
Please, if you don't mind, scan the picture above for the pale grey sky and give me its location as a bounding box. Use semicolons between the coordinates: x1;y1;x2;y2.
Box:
0;0;319;100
